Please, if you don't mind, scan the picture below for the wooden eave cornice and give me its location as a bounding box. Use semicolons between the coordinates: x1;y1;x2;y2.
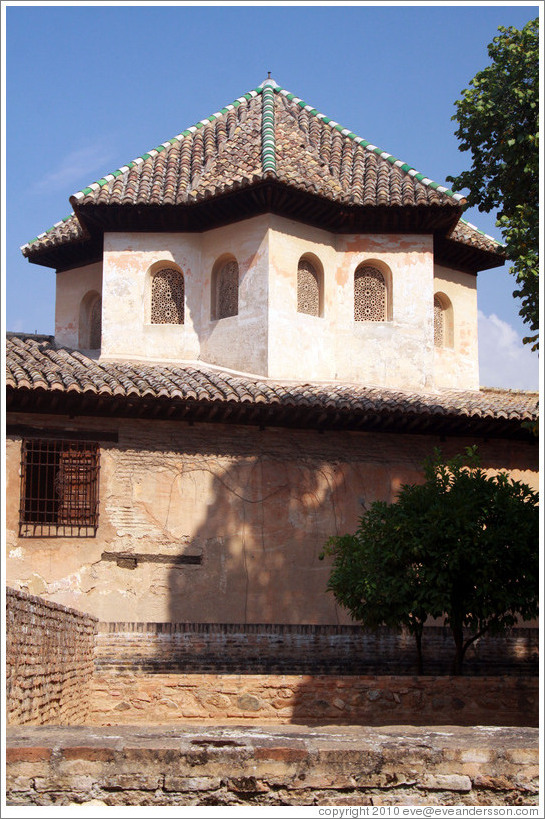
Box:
25;180;475;272
434;234;505;274
6;384;534;441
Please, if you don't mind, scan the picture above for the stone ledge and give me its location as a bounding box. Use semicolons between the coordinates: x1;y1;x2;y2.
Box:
6;723;539;807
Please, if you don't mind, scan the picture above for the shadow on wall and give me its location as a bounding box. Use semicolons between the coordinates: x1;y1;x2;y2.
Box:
161;429;536;629
89;430;539;726
165;443;357;626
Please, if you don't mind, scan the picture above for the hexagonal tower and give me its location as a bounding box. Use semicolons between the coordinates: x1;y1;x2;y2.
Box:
21;79;505;391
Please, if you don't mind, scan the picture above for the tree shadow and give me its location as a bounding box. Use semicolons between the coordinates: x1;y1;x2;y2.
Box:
103;426;538;724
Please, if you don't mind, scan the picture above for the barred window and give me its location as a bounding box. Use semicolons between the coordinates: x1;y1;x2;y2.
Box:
19;439;100;537
214;260;239;320
354;265;387;321
151;268;184;324
297;259;320;316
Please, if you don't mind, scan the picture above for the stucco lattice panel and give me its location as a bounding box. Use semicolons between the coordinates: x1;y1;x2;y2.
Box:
354;266;386;321
297;260;320;316
434;296;444;347
90;298;102;349
151;269;184;325
217;261;239;319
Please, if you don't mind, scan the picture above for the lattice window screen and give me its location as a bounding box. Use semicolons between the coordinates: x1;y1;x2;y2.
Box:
354;266;386;321
434;296;444;347
216;261;239;319
297;260;320;316
151;269;184;324
89;298;102;348
57;450;97;524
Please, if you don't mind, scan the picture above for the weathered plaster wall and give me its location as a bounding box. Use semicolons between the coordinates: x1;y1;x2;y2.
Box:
198;217;270;374
433;264;479;389
54;219;480;389
101;233;201;362
6;412;538;624
268;219;437;388
101;218;271;374
267;217;337;381
55;262;103;349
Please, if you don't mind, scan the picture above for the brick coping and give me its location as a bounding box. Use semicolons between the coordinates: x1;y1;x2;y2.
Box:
6;722;539;753
6;724;538;807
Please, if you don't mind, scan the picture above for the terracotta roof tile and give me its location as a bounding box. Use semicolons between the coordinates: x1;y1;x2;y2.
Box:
24;81;500;263
450;218;504;253
6;334;537;438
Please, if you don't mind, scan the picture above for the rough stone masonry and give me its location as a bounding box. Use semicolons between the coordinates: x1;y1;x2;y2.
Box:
5;723;539;807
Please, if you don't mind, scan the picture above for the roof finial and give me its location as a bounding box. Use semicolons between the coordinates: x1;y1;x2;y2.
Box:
268;71;271;79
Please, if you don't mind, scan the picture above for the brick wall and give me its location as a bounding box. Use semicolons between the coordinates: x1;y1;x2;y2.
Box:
95;622;538;676
6;587;98;725
5;724;539;807
89;672;538;727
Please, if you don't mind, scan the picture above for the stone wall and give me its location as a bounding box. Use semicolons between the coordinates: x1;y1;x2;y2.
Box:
5;723;539;807
95;622;538;676
6;587;98;725
89;671;538;727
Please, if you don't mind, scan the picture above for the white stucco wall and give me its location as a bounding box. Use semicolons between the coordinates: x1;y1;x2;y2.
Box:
55;262;103;348
198;216;270;375
55;218;481;390
268;218;436;389
433;264;479;390
100;233;201;362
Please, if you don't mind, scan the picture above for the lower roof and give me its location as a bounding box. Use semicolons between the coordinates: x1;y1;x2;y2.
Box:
5;334;537;440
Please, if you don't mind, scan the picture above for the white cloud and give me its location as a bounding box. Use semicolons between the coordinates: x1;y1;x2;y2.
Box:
478;311;539;391
32;144;114;194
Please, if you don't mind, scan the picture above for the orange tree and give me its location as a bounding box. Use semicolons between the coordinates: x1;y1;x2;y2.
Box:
320;448;538;674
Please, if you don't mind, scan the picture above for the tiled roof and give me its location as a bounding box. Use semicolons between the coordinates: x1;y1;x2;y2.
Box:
6;334;536;438
450;218;505;254
21;79;504;267
66;82;462;210
21;212;87;255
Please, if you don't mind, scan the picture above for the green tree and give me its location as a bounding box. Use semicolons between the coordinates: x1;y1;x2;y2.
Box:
320;448;538;675
446;18;539;349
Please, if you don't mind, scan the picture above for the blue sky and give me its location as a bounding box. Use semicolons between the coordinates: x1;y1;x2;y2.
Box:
3;1;540;389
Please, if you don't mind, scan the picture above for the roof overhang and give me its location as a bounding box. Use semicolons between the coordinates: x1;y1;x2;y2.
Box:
23;180;476;273
6;383;535;441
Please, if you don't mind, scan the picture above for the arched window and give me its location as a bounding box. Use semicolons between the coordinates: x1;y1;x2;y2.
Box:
297;258;321;316
433;293;453;347
212;259;239;320
79;291;102;350
89;297;102;349
354;265;387;321
151;268;184;324
434;295;445;347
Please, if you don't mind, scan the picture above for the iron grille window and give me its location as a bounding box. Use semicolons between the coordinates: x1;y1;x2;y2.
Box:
19;439;100;537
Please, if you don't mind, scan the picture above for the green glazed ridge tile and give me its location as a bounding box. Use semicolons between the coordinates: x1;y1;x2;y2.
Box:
26;80;472;250
70;84;264;202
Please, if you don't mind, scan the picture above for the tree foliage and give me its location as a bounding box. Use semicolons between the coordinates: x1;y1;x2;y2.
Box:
320;448;539;675
446;19;539;349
